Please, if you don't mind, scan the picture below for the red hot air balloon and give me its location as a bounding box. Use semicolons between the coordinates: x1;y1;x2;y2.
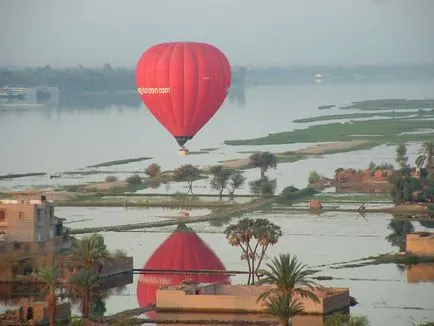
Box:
137;224;230;307
136;42;231;154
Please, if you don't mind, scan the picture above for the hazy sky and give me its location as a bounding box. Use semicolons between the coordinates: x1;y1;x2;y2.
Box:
1;0;433;67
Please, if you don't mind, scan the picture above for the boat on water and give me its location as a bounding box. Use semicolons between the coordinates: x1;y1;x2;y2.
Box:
0;86;26;100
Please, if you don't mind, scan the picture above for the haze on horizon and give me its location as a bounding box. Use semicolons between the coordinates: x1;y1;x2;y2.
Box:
1;0;433;68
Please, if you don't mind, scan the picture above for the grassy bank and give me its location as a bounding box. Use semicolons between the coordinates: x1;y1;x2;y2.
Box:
341;99;434;111
87;156;152;168
225;119;434;146
293;110;434;123
0;172;46;180
329;253;434;269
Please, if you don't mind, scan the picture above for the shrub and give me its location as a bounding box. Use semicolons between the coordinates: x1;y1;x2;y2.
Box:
126;174;142;185
145;163;161;178
308;170;321;184
105;175;118;183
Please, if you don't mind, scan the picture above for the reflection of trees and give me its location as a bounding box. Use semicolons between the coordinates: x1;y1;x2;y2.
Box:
228;86;246;107
58;91;142;111
249;177;277;196
209;209;232;227
420;220;434;229
386;220;415;251
71;284;127;319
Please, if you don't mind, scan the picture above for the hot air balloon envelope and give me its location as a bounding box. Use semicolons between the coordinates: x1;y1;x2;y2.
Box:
136;42;231;148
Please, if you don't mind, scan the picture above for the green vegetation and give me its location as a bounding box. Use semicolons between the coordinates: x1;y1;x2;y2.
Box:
0;64;136;92
0;172;46;180
200;147;219;151
225;218;282;284
209;165;244;199
396;144;409;169
173;164;202;194
416;142;434;178
324;313;370;326
308;171;322;184
277;186;317;203
225;119;434;146
249;177;277;196
250;151;277;179
256;254;319;326
341;99;434;111
329;253;434;270
145;163;161;178
189;151;211;155
104;176;118;183
28;266;59;326
87;157;152;168
295;109;434;123
312;193;392;203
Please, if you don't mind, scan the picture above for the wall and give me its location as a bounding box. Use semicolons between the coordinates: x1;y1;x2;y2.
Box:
0;237;72;281
16;301;71;324
0;201;62;243
156;285;350;315
406;233;434;256
0;203;36;242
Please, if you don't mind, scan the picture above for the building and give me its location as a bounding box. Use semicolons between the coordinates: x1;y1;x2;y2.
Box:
0;195;65;243
0;194;71;281
156;283;350;315
406;232;434;256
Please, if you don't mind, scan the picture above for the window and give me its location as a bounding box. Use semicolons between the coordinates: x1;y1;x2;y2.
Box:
0;210;6;222
19;211;24;219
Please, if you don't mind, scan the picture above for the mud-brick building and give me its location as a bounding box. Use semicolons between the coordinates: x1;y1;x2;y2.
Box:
406;232;434;256
0;194;71;281
0;194;66;243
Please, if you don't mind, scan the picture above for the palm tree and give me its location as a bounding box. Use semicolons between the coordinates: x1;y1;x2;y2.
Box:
264;294;304;326
70;269;99;320
415;142;434;176
30;266;59;326
256;254;319;304
71;234;112;273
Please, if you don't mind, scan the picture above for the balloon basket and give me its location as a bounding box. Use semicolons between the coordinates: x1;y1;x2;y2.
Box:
178;148;190;156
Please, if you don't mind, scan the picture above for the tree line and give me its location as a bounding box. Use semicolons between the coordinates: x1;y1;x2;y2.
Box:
0;64;246;92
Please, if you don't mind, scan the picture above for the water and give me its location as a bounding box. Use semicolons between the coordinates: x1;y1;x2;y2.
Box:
1;80;433;175
79;208;434;326
1;80;434;325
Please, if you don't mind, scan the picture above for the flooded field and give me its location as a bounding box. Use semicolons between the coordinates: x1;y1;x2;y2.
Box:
52;206;434;326
1;81;434;325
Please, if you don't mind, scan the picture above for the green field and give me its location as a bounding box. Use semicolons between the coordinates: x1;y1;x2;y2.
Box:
225;119;434;146
87;156;152;168
341;98;434;111
293;110;434;123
